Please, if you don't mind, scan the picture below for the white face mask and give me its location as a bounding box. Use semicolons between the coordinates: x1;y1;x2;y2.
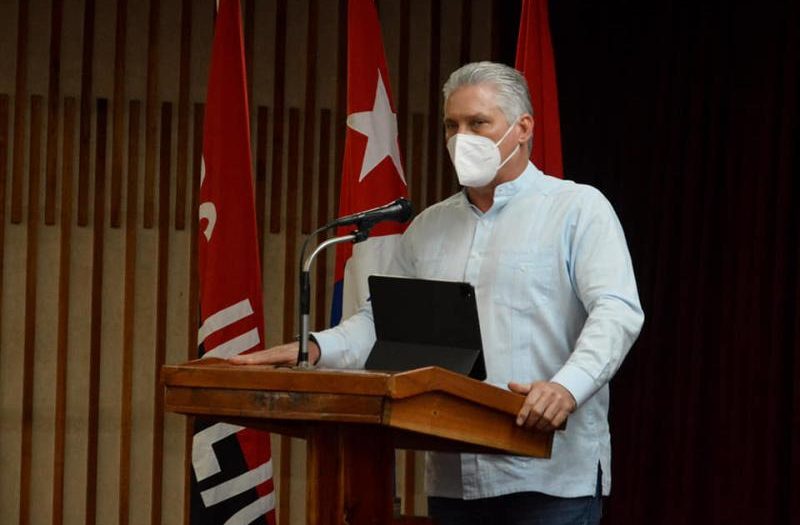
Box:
446;119;521;188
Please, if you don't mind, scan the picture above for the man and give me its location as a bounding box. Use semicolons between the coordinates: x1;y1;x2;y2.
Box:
232;61;644;524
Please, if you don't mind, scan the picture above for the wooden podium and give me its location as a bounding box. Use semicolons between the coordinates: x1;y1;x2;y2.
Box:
161;360;555;525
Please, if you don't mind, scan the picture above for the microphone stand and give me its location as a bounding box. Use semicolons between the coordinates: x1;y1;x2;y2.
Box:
297;227;372;368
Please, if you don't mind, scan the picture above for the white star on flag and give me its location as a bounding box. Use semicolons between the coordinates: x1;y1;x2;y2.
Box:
346;70;406;183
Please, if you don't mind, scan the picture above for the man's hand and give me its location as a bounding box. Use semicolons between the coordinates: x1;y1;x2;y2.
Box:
508;381;577;432
228;341;320;367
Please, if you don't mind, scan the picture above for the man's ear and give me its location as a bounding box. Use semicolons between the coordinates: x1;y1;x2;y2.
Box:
518;114;534;145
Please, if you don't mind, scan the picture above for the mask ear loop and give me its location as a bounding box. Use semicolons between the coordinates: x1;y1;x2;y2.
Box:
494;116;521;147
498;143;520;170
495;117;522;169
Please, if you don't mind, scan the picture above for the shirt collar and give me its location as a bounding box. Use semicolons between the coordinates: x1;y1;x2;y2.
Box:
460;161;541;216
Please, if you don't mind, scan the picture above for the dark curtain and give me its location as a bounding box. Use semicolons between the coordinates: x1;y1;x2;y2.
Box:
536;1;800;523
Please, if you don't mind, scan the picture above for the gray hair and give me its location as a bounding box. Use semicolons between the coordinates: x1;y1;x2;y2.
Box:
442;61;533;124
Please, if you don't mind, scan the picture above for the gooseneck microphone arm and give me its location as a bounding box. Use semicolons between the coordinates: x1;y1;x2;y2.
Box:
297;233;357;368
296;198;414;368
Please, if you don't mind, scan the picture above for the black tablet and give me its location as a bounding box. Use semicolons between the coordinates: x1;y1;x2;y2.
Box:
365;275;486;380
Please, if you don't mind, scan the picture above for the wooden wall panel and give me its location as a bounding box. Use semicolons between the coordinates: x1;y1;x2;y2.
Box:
143;0;160;229
334;0;347;211
279;107;301;525
76;0;95;227
314;108;332;327
410;112;425;213
269;0;288;234
282;108;300;349
52;95;77;525
10;0;28;225
19;94;43;525
0;1;493;523
45;0;64;225
118;99;140;525
403;450;417;515
174;0;192;231
151;101;173;525
301;0;319;236
110;0;128;228
85;98;108;525
255;106;269;251
0;94;8;356
184;101;203;525
426;0;442;208
187;102;203;360
397;0;410;169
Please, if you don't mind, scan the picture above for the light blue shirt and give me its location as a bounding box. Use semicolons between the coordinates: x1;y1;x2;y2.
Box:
314;162;644;499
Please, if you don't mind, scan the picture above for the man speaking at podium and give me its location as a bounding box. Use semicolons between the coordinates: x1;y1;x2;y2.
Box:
232;62;644;525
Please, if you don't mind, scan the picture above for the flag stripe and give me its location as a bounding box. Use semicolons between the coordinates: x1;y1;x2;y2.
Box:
192;423;246;481
197;299;254;343
202;328;260;359
201;460;273;507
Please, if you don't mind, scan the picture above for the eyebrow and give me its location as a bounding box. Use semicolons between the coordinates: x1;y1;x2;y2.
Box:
443;112;493;123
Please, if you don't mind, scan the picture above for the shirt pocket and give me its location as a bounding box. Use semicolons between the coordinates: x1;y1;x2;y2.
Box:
492;250;557;311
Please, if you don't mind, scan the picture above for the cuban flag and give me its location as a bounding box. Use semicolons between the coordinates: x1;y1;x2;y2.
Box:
515;0;564;178
191;0;275;523
331;0;409;325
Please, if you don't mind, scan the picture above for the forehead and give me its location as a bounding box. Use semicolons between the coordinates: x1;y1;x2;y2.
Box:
444;83;504;120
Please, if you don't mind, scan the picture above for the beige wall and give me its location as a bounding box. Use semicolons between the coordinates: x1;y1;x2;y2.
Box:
0;0;496;523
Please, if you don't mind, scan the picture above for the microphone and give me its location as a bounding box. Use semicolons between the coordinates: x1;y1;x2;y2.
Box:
295;198;412;368
330;198;413;229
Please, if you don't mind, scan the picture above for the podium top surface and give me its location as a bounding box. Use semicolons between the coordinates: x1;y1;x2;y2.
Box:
162;358;521;414
161;359;555;458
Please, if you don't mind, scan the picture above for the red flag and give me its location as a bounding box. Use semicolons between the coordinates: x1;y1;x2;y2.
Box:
515;0;564;178
191;0;275;523
331;0;409;325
